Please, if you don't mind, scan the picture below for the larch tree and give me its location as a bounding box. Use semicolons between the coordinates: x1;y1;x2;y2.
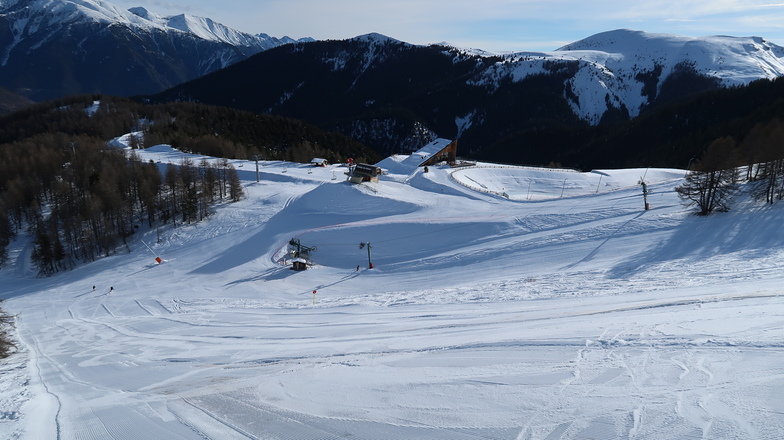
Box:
676;136;741;215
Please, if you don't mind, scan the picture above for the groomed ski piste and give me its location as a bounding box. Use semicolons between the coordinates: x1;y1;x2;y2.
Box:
2;139;784;439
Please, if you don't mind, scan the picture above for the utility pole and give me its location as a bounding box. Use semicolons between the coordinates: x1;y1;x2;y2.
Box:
360;242;373;269
252;155;260;182
639;169;650;211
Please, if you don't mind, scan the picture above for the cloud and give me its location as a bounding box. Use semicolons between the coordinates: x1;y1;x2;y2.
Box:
737;13;784;28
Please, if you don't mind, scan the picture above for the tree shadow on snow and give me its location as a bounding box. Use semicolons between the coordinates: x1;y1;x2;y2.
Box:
188;183;417;275
607;204;784;279
225;266;296;286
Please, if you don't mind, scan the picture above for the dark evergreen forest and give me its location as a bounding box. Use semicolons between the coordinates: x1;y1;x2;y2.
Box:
476;75;784;170
0;95;378;274
5;76;784;273
149;36;784;171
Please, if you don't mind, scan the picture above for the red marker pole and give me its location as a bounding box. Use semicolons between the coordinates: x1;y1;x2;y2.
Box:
312;290;317;305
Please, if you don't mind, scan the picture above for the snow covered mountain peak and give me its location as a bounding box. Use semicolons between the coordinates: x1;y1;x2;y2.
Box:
351;32;404;45
164;13;259;46
556;29;693;52
554;28;784;87
0;0;310;99
1;0;130;26
0;0;301;49
467;28;784;124
127;6;158;22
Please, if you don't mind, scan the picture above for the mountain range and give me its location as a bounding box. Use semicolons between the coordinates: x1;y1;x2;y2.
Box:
151;30;784;165
0;0;310;101
3;0;784;168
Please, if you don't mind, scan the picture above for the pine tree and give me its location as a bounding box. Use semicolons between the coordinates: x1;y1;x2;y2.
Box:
183;185;199;224
227;165;244;202
164;164;181;227
31;219;54;275
0;204;13;267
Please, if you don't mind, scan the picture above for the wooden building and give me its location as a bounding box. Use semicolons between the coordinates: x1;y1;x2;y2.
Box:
394;138;460;171
348;163;383;184
416;139;457;167
291;258;309;271
288;238;316;270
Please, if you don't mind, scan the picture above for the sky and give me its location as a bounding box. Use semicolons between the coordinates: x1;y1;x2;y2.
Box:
115;0;784;52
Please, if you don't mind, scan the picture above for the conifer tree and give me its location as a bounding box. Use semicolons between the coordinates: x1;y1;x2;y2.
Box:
0;205;13;267
228;165;244;202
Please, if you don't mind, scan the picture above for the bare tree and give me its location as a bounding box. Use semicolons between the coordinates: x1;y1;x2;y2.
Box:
741;119;784;204
676;137;740;215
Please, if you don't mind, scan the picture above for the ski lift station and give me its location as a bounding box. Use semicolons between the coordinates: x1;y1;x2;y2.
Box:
348;163;383;184
288;238;317;271
348;138;460;184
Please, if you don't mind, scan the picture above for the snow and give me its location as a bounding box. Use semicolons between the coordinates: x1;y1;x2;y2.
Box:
1;0;301;53
2;142;784;439
83;100;100;116
463;29;784;124
351;32;403;45
385;137;455;171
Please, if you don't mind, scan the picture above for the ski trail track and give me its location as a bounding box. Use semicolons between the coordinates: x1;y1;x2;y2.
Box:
4;155;784;439
38;280;784;439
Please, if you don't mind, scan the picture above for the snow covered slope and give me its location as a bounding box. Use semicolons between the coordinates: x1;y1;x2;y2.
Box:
467;29;784;123
0;0;296;52
2;142;784;439
127;7;303;49
0;0;307;99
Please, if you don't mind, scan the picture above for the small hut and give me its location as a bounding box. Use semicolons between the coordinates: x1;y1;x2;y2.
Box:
348;163;383;184
310;158;328;167
291;258;309;271
288;238;316;270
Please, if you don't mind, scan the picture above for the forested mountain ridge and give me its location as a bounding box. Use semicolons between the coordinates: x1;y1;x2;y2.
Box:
0;86;33;113
486;75;784;170
3;0;784;169
0;95;376;273
149;31;784;168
